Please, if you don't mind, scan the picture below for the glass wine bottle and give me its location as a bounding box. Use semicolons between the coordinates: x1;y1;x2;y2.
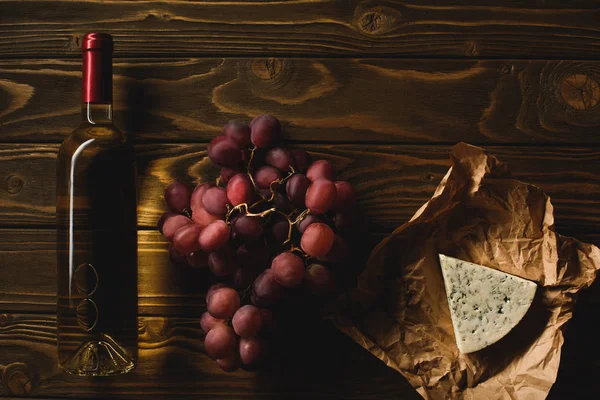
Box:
56;33;138;376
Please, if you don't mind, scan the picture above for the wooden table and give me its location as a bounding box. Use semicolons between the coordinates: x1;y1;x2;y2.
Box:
1;1;599;398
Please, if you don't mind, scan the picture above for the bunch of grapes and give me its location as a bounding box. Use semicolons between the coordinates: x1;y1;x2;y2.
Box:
158;114;357;372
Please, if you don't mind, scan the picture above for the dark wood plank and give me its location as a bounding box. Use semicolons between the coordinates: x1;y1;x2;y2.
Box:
1;59;599;143
1;143;600;240
0;314;418;399
1;1;599;59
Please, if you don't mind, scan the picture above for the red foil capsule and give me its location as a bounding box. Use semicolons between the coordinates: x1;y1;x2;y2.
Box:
82;33;113;103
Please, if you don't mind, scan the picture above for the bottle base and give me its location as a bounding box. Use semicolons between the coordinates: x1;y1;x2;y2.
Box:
59;334;136;376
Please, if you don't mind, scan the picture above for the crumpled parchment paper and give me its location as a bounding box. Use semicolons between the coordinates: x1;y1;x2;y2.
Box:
331;143;600;399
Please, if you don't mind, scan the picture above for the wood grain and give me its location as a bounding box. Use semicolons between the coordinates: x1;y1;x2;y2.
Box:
0;1;599;59
1;59;600;143
1;143;600;240
0;314;419;399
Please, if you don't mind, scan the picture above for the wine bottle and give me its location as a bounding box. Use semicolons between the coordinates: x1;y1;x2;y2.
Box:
56;33;138;376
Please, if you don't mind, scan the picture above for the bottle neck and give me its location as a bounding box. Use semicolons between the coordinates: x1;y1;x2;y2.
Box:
82;48;113;125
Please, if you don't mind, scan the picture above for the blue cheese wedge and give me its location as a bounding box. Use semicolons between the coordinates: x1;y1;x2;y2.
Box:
439;254;537;354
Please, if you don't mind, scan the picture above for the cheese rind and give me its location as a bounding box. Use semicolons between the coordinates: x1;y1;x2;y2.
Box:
439;254;537;354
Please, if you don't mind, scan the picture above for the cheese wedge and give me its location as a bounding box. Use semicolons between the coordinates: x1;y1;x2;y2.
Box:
439;254;537;354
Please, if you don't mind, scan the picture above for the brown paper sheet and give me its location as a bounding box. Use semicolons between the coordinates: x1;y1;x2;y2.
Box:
330;143;600;400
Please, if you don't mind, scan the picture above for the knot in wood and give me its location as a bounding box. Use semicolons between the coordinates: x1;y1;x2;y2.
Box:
355;6;400;36
2;362;34;396
5;175;24;194
0;314;9;327
560;74;600;111
251;58;285;81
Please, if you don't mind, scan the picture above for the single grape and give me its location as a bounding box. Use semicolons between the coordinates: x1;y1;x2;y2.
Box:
254;166;281;189
300;222;334;258
334;211;353;233
161;214;193;242
241;149;251;163
271;192;294;213
250;114;281;148
208;136;242;167
192;207;220;227
306;160;334;182
207;287;241;319
252;270;283;306
232;215;263;242
164;182;191;214
296;214;320;234
271;252;305;288
333;181;356;210
269;219;290;247
232;266;260;289
266;147;293;171
187;251;209;268
217;353;240;373
237;242;270;270
305;179;336;214
286;174;310;208
205;324;237;359
190;182;214;212
258;308;275;333
306;263;335;295
320;235;348;262
173;224;203;254
239;337;266;366
206;283;227;301
199;220;230;252
200;311;225;333
249;115;260;127
157;212;176;234
292;149;311;172
208;245;237;277
168;245;187;265
202;187;230;216
220;167;242;184
232;305;263;338
224;120;251;148
226;173;253;206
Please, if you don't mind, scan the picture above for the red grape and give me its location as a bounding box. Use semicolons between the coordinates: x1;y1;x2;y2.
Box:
232;305;263;338
187;251;209;268
239;337;266;366
306;160;334;182
200;311;225;333
292;149;311;172
205;324;237;359
224;120;251;148
207;287;240;319
270;219;290;246
208;136;242;167
157;211;176;234
199;220;230;252
334;211;353;233
208;245;237;277
258;308;275;333
190;182;214;211
168;245;187;265
271;192;293;213
252;270;283;306
220;167;241;184
161;214;193;241
217;353;240;372
226;173;253;206
232;266;261;289
202;187;230;216
297;214;320;234
305;263;335;295
320;235;348;262
301;222;334;257
271;252;305;287
250;114;281;148
232;215;263;242
333;181;356;210
254;166;281;189
237;242;270;270
305;179;336;214
206;283;227;301
286;174;309;208
266;147;293;171
173;224;203;254
164;182;191;214
192;207;220;227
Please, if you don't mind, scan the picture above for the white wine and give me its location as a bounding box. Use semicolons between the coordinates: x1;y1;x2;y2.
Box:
56;33;138;376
